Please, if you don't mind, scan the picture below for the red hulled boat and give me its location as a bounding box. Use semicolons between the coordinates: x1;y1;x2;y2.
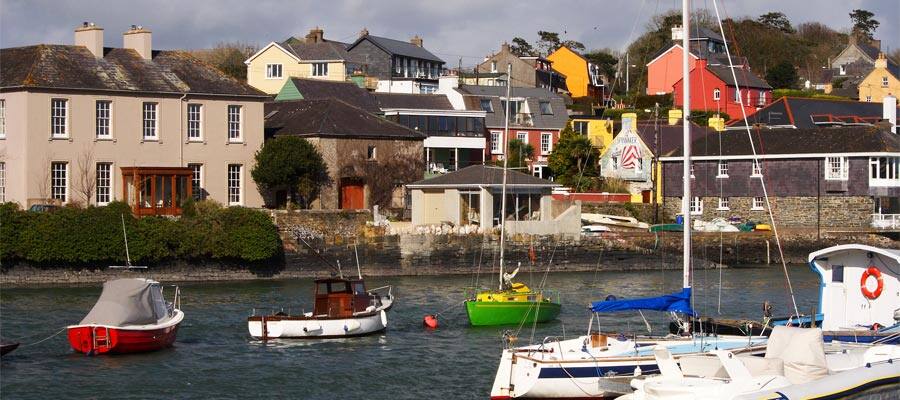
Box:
68;278;183;355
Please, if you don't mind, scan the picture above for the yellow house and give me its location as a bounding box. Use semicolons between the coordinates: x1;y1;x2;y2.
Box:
547;46;603;100
569;117;613;152
244;27;366;94
858;53;900;103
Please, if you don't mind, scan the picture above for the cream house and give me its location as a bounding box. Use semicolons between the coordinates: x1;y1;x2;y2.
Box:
859;53;900;103
0;23;269;214
245;27;367;94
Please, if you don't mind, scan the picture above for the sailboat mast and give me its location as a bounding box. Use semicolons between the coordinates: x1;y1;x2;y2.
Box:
499;63;513;291
121;214;132;268
681;0;692;290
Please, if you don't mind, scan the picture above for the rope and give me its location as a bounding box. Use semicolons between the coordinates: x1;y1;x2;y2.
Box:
19;327;67;348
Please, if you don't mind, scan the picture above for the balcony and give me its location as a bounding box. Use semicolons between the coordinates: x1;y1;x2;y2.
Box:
508;112;534;127
872;214;900;229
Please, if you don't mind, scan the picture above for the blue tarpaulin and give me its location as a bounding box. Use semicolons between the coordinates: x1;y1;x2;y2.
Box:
590;288;696;316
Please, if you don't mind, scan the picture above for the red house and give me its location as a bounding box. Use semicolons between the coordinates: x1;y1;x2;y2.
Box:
672;59;773;120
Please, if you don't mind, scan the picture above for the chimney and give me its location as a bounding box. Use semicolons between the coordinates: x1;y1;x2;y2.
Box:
671;25;684;41
359;27;369;38
875;53;888;69
74;22;104;58
621;112;637;133
708;115;725;131
884;94;897;134
500;42;510;53
123;25;152;60
410;35;423;47
870;39;881;50
667;109;682;125
848;34;858;45
306;27;324;44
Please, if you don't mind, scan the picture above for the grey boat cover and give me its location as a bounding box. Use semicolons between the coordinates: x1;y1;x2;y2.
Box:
79;278;171;326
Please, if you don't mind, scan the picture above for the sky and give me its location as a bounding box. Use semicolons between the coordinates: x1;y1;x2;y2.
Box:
1;0;898;67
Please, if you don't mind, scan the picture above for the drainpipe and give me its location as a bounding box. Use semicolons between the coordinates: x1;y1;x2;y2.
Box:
179;93;188;166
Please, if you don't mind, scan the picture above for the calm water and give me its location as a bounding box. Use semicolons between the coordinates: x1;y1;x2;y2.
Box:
0;267;819;399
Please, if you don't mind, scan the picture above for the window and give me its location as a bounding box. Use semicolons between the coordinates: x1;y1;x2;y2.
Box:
517;132;528;144
717;160;729;178
540;132;551;154
266;63;282;79
717;197;730;210
751;159;762;177
187;104;202;141
733;88;741;103
0;162;5;202
227;105;242;142
188;163;203;200
0;99;6;139
51;99;68;138
883;76;889;87
752;197;765;210
832;265;844;283
490;131;501;154
825;156;848;180
865;96;872;102
689;197;703;215
142;102;158;140
869;157;900;186
539;101;552;115
690;164;695;179
95;100;112;139
312;63;328;77
713;88;720;101
490;61;497;73
51;162;67;202
96;163;111;205
758;91;766;106
480;98;494;113
367;145;377;160
573;121;588;135
227;164;242;205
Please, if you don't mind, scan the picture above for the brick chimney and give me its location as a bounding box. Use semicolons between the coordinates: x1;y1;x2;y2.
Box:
74;22;104;58
306;27;324;44
410;35;423;47
123;25;152;60
500;42;510;53
359;27;369;38
875;53;888;69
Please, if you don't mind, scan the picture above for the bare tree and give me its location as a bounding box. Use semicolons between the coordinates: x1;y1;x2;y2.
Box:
73;145;97;206
342;146;424;210
32;155;52;203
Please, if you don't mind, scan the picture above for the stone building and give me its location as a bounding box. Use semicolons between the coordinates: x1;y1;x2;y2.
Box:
660;125;900;229
264;99;424;210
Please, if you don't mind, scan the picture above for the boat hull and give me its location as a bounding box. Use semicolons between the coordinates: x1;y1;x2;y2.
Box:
248;310;387;339
67;311;182;355
466;300;561;326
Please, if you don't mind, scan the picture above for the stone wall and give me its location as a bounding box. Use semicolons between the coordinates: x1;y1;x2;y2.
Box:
661;196;874;228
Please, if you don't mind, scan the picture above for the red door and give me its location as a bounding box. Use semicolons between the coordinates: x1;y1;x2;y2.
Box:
340;180;365;210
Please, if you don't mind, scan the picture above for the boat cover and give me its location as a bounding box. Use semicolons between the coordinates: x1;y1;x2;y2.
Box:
764;326;828;385
79;278;170;326
590;288;696;316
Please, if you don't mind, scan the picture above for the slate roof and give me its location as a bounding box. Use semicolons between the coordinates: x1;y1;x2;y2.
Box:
407;164;560;188
280;38;367;64
728;97;899;129
704;65;772;89
375;93;454;110
664;125;900;158
631;121;718;156
348;35;444;63
264;99;425;140
1;44;266;97
456;85;568;130
285;77;380;113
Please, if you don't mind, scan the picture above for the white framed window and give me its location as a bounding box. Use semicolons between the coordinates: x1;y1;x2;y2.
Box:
188;163;203;200
540;132;552;154
480;99;494;113
51;162;68;202
758;91;766;106
825;156;848;180
539;101;552;115
733;89;740;103
490;61;497;73
752;196;765;211
266;63;283;79
51;98;68;138
883;76;889;87
0;99;6;139
751;159;762;177
490;131;502;154
95;162;112;205
227;164;242;205
187;103;202;141
0;162;5;202
713;88;720;101
690;164;695;179
717;160;729;178
717;197;729;210
865;96;872;102
95;100;112;139
228;105;242;142
142;102;158;140
869;157;900;187
312;63;328;77
573;121;588;135
517;131;528;144
689;196;703;215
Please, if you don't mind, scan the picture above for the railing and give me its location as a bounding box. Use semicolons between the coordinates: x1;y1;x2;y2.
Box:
871;214;900;229
507;113;534;127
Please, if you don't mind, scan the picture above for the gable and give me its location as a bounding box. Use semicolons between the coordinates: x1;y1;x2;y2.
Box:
244;42;300;65
646;44;699;67
274;79;303;101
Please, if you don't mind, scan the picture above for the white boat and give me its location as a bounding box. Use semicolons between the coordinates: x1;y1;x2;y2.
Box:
619;326;900;400
692;218;739;232
582;213;650;230
248;277;393;339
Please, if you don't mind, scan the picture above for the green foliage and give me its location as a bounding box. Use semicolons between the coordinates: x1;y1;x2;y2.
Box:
510;37;536;57
511;31;585;57
765;61;800;89
689;110;731;126
633;94;673;109
188;42;257;81
252;136;329;208
772;89;849;100
506;139;534;170
547;126;601;192
2;201;282;267
849;9;879;39
584;49;618;82
598;177;629;193
757;12;794;33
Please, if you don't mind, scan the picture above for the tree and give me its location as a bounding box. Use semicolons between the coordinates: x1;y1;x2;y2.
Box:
505;139;534;170
189;41;258;81
509;37;536;57
765;61;799;89
343;148;424;210
73;145;97;206
758;12;794;33
849;9;879;39
584;49;618;83
535;30;585;56
547;126;600;192
251;136;329;208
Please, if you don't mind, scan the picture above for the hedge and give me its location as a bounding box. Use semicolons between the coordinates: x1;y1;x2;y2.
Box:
0;201;282;267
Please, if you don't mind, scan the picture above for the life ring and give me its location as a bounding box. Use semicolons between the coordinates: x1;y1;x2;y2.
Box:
860;266;884;300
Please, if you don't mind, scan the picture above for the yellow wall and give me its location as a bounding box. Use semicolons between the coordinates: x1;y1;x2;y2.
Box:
246;44;348;94
570;118;613;153
548;47;589;98
858;64;900;103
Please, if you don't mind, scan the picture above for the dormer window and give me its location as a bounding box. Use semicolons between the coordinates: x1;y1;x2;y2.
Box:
480;99;493;113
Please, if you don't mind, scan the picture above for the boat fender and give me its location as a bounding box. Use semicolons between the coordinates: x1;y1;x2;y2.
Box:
423;314;438;329
860;266;884;300
872;323;882;332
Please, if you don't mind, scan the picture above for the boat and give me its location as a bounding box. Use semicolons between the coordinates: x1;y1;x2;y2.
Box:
464;62;561;327
692;218;739;232
582;213;650;230
1;339;20;356
618;326;900;400
247;277;393;339
67;278;183;355
649;223;682;232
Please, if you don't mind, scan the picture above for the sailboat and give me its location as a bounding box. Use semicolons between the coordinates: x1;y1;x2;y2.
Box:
465;63;561;327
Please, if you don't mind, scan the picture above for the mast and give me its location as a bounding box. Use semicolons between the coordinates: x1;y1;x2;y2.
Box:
499;63;513;291
681;0;692;290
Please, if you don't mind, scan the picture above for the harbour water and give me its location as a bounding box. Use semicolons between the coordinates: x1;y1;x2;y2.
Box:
1;267;819;399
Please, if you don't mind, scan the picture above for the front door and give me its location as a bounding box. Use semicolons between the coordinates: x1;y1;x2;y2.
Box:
340;180;365;210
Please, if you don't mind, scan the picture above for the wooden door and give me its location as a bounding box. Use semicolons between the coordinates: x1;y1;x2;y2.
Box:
340;180;365;210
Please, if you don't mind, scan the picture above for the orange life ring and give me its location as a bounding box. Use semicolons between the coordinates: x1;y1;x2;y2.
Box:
860;266;884;300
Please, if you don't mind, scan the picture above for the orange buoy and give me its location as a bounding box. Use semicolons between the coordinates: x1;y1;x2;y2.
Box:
423;315;438;329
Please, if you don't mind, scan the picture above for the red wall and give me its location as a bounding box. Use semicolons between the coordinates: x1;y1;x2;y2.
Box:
672;61;770;119
646;45;698;95
487;128;561;166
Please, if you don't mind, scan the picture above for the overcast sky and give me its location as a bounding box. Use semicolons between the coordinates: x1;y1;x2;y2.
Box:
1;0;897;66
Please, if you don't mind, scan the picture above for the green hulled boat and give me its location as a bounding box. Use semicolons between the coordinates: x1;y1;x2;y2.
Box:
465;283;561;326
